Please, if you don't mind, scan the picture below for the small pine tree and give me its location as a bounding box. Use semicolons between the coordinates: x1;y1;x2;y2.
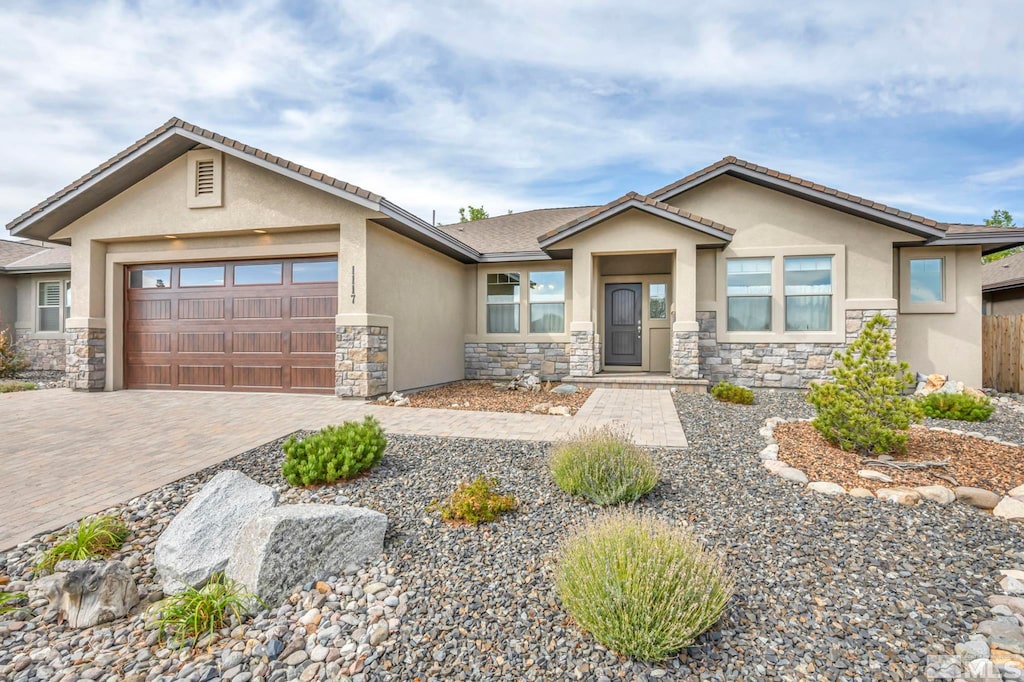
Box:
807;314;922;455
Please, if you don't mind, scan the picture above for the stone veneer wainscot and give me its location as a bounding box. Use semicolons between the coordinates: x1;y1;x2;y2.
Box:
15;331;66;371
335;325;388;398
697;309;897;388
464;342;569;381
65;327;105;391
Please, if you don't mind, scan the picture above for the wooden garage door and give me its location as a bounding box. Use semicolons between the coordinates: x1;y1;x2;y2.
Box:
125;257;337;393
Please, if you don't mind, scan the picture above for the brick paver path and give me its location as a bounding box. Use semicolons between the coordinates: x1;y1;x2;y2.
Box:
0;387;684;549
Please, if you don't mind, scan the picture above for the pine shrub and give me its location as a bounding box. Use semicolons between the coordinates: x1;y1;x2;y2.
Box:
281;416;387;486
556;510;733;661
0;321;28;379
710;381;754;405
549;427;659;505
430;476;518;524
807;313;922;455
918;392;994;422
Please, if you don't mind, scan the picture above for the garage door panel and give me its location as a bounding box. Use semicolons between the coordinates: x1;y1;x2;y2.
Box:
126;257;337;394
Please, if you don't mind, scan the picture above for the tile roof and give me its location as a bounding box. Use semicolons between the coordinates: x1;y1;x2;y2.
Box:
438;206;597;254
0;239;46;267
650;155;944;231
7;118;382;232
982;249;1024;290
539;192;735;244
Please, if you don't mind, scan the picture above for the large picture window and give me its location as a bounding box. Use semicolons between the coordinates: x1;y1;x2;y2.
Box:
726;258;772;331
784;256;833;331
529;271;565;333
909;258;944;303
486;272;520;333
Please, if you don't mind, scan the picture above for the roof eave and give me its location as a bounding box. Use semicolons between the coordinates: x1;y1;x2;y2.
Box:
652;164;947;240
0;264;72;274
922;231;1024;256
477;251;555;262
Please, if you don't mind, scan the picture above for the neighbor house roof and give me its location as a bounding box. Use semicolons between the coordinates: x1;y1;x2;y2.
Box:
438;207;597;257
0;239;46;267
0;240;70;273
982;250;1024;292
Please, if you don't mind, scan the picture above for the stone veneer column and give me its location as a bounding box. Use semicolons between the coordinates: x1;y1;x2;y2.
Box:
65;327;106;391
569;323;598;377
670;322;700;379
335;325;388;398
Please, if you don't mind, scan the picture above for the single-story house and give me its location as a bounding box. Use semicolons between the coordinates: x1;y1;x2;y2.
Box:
6;118;1022;395
982;250;1024;315
0;239;72;370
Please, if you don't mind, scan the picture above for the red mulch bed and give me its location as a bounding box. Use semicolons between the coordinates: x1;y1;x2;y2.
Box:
774;421;1024;494
397;380;591;415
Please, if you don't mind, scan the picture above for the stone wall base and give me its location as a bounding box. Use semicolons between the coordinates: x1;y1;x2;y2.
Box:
465;342;569;380
336;326;388;398
671;328;700;379
66;328;106;391
15;331;66;371
569;330;600;377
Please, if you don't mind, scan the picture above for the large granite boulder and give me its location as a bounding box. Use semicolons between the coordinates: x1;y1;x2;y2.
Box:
226;504;387;603
155;470;278;593
34;560;139;628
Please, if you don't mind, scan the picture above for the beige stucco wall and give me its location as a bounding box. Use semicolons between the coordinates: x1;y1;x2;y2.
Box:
366;222;468;390
897;246;983;386
985;289;1024;316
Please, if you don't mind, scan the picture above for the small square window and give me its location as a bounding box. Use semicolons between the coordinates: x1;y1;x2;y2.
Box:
909;258;944;303
129;268;171;289
179;266;225;287
234;263;282;285
293;261;338;283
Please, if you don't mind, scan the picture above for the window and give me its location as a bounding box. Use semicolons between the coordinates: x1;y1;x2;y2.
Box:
128;268;171;289
727;258;772;331
909;258;944;303
649;283;667;319
785;256;832;331
487;272;520;333
234;263;282;285
179;265;225;287
65;281;71;323
293;260;338;283
37;281;62;332
529;271;565;333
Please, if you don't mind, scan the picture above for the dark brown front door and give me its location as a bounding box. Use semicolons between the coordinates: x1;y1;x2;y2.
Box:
605;283;642;366
125;257;338;393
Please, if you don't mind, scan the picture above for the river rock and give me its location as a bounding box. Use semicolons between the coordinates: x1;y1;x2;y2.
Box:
1008;483;1024;498
155;470;278;593
226;504;387;603
993;496;1024;521
848;487;875;498
914;485;956;505
777;467;808;484
857;470;893;483
875;488;921;506
34;560;139;628
955;487;1003;510
807;481;847;496
551;384;578;394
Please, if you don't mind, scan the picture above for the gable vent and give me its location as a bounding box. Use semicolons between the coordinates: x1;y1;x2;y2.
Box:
195;160;215;196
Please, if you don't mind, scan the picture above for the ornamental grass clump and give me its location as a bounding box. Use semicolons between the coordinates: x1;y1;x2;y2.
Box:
0;591;28;616
549;427;658;505
0;381;36;393
807;314;922;455
711;381;754;405
556;510;733;661
282;416;386;486
148;573;257;647
36;514;130;573
430;476;518;524
918;392;994;422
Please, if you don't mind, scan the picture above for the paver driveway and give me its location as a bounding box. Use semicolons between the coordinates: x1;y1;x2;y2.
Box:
0;387;685;549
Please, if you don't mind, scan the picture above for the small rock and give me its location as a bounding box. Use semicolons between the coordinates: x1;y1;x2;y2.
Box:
955;487;1002;510
857;470;893;483
914;485;956;505
993;496;1024;521
551;384;578;394
759;444;779;461
283;650;308;666
530;403;552;414
1008;483;1024;498
848;487;875;498
955;638;991;662
762;460;789;473
776;467;808;484
807;481;846;496
547;406;572;416
875;488;921;506
368;623;388;646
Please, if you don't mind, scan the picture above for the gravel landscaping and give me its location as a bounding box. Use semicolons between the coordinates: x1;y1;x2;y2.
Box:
3;370;65;390
2;388;1023;680
394;380;591;415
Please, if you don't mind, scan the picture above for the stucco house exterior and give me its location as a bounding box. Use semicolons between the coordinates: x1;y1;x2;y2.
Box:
0;240;72;370
6;118;1021;395
982;250;1024;315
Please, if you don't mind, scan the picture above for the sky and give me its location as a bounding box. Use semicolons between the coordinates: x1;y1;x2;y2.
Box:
1;0;1023;230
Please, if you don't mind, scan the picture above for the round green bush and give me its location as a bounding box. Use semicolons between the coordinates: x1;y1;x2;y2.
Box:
282;416;386;486
918;392;994;422
711;381;754;405
556;511;733;661
549;427;659;505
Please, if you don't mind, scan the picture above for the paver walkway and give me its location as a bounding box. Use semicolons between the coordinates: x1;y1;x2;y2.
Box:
0;387;684;549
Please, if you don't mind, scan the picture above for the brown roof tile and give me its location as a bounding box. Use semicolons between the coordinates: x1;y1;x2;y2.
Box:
0;239;46;267
438;206;599;254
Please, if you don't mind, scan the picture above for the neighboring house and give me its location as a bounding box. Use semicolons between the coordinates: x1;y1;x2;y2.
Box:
0;240;72;370
982;249;1024;315
6;118;1022;395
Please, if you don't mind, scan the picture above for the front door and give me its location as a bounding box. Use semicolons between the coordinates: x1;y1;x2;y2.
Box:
604;283;642;366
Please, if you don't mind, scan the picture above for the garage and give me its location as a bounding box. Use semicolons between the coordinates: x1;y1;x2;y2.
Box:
125;257;338;393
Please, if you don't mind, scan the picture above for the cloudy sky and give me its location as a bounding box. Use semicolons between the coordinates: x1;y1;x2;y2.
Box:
2;0;1023;229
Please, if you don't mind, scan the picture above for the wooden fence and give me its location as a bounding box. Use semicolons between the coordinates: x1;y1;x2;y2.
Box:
983;314;1024;393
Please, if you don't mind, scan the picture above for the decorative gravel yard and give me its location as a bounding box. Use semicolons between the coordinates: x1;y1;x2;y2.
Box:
393;380;591;415
1;391;1023;680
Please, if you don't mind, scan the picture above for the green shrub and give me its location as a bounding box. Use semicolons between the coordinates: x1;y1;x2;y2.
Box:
710;381;754;405
0;591;28;616
0;321;28;379
555;510;733;661
429;476;518;524
549;427;659;505
807;314;922;455
36;515;129;573
282;416;387;486
148;573;257;646
0;381;37;393
919;392;994;422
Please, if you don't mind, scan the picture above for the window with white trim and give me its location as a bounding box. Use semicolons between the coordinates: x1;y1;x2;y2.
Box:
37;281;66;332
487;273;520;333
726;258;772;331
528;271;565;333
784;256;833;331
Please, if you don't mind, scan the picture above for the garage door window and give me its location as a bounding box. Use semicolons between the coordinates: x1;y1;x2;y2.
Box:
234;263;282;285
293;261;338;283
180;265;225;287
128;268;171;289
